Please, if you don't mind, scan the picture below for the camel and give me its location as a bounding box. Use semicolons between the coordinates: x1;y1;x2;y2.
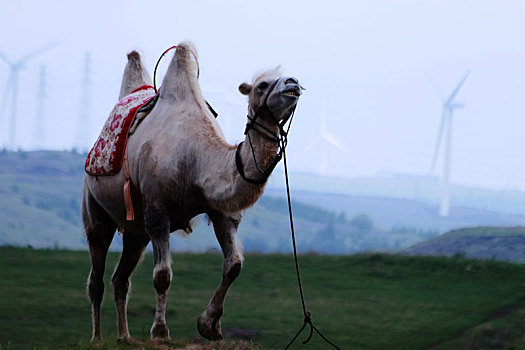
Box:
82;42;302;342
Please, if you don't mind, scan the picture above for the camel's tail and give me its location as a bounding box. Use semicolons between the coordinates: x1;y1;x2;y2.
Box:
119;50;153;100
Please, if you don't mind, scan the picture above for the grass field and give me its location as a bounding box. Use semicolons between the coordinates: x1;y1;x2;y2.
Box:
0;247;524;349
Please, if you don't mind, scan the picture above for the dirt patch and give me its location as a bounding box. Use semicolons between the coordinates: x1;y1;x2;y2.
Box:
223;328;258;340
111;338;262;350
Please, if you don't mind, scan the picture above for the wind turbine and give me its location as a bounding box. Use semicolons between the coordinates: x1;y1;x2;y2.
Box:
0;43;58;149
33;65;47;149
430;72;470;217
303;99;348;176
76;52;92;152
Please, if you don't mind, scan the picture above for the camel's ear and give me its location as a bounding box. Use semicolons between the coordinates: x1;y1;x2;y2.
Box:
238;83;252;95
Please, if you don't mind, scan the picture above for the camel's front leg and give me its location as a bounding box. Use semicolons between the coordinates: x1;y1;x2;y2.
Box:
145;204;172;340
198;212;243;340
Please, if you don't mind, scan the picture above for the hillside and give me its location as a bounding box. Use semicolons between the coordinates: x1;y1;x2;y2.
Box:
266;188;525;233
2;150;525;258
267;171;525;216
405;227;525;263
0;150;85;249
0;150;407;253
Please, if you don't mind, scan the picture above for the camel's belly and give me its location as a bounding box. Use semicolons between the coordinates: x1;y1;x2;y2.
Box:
85;173;206;235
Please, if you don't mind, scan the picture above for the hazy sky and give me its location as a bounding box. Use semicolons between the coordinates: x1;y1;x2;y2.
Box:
1;0;524;190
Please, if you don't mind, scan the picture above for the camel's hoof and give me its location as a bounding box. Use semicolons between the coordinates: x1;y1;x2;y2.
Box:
150;321;171;340
197;314;223;340
117;336;141;345
90;336;102;345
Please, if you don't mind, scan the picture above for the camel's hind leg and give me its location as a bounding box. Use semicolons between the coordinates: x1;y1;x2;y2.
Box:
144;203;172;340
119;51;152;99
112;232;150;341
83;186;117;342
198;211;244;340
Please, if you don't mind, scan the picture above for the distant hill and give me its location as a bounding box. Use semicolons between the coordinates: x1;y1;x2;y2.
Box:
265;188;525;233
2;150;525;258
267;171;525;216
0;150;415;253
404;227;525;263
0;150;85;249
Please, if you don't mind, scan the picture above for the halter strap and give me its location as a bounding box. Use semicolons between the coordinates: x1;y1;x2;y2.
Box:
235;78;296;185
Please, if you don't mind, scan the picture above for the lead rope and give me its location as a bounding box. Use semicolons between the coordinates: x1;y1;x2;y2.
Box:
282;147;341;350
235;80;340;348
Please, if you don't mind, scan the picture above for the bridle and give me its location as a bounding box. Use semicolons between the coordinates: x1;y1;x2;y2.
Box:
235;78;297;185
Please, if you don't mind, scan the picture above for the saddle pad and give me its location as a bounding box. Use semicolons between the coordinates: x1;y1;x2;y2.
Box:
85;85;155;176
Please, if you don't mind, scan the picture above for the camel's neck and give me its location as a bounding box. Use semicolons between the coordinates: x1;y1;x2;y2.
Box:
201;111;281;213
238;114;281;183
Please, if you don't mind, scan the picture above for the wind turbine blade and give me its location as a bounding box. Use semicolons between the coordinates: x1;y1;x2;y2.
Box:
430;108;448;174
445;71;470;106
320;98;328;133
323;132;349;154
318;98;349;154
302;136;323;155
429;75;445;104
450;102;465;110
0;51;11;66
18;42;59;65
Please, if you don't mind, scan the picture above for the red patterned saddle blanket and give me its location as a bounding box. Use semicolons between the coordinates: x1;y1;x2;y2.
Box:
85;85;156;175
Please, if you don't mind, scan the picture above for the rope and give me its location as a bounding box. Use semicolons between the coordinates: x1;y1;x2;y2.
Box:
282;148;341;350
153;45;177;93
153;45;200;93
233;76;340;348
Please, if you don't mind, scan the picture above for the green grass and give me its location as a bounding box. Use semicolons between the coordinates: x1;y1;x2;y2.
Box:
0;248;524;349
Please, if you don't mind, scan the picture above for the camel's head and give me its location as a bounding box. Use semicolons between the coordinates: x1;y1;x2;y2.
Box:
239;68;302;123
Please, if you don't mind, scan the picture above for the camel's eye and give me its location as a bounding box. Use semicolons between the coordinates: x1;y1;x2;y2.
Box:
257;82;269;90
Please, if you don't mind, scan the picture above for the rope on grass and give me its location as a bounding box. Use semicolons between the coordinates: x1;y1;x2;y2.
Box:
282;149;341;350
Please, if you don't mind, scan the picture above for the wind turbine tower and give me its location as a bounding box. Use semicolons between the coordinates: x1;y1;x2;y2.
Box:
34;65;47;149
303;99;348;176
76;51;92;152
430;72;470;217
0;43;57;149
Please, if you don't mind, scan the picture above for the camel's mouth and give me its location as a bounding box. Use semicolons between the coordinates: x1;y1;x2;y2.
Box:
280;88;301;98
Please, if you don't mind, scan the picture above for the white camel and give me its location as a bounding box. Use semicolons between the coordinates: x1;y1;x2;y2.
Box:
82;42;302;342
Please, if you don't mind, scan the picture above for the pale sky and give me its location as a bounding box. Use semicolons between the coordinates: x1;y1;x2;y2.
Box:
1;0;524;190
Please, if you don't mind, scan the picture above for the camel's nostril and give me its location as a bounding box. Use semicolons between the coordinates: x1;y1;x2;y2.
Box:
285;78;299;85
